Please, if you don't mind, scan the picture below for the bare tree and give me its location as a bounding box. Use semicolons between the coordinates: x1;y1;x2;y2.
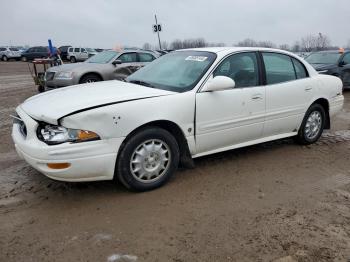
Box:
301;33;331;52
258;41;276;48
142;42;153;50
236;38;258;47
279;44;290;51
291;41;301;52
161;41;169;50
316;33;331;50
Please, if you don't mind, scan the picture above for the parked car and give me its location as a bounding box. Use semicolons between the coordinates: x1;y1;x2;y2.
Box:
44;49;158;90
86;48;98;57
58;45;72;61
21;46;50;61
12;47;343;191
67;47;90;63
0;47;22;61
305;49;350;89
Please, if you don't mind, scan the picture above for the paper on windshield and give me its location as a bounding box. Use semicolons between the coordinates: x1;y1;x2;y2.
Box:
185;56;208;62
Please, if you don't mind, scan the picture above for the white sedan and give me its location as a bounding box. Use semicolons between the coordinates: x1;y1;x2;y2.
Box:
12;47;344;191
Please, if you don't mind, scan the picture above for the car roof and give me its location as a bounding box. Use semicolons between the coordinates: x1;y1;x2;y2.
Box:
176;47;305;59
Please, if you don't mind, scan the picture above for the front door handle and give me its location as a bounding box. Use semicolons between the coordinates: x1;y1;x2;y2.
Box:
251;94;263;100
305;86;312;91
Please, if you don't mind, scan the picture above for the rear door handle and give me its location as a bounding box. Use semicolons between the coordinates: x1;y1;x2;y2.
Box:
251;94;263;100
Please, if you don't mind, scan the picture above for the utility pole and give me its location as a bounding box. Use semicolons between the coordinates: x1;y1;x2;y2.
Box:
154;14;162;50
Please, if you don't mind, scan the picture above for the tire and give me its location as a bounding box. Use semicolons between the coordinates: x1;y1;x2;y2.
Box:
295;103;326;145
116;127;180;191
70;56;76;63
38;85;45;93
79;74;102;84
21;56;27;62
2;55;8;62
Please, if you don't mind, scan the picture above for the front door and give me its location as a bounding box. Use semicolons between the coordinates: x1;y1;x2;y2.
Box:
195;52;265;154
113;52;139;80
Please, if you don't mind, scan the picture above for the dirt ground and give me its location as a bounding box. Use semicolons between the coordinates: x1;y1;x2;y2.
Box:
1;61;350;262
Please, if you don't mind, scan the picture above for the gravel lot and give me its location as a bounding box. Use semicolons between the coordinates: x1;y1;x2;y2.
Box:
1;61;350;262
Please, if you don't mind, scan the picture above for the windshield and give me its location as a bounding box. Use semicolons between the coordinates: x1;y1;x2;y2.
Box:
127;51;217;92
86;48;95;52
305;52;341;64
85;50;119;63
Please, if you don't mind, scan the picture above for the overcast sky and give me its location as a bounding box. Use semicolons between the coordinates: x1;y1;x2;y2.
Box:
1;0;349;48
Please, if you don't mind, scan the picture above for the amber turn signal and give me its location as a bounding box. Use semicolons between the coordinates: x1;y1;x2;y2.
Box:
47;163;71;169
77;130;99;141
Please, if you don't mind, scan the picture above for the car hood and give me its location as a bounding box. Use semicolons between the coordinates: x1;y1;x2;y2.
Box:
309;63;334;71
20;80;175;125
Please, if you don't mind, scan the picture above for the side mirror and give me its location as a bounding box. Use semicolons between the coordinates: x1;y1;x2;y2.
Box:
201;76;235;92
339;61;346;67
112;60;122;66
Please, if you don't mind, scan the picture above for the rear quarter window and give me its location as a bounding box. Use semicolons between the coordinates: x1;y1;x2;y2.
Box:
292;58;308;79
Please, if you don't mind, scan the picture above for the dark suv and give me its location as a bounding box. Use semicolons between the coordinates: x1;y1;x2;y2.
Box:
21;46;50;62
305;50;350;88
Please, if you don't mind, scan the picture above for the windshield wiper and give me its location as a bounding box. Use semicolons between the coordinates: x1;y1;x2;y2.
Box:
128;80;155;88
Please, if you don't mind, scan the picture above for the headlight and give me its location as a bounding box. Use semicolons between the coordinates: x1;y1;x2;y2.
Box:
37;124;100;145
55;71;74;79
317;70;329;74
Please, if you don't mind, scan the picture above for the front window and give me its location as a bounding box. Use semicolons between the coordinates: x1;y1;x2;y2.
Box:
127;51;216;92
118;53;137;63
9;48;19;51
85;50;119;64
213;52;259;88
305;52;341;64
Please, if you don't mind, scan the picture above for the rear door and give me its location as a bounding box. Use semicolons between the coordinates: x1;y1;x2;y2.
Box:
261;52;313;137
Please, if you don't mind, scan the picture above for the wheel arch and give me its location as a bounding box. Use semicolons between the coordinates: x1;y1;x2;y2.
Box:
79;72;104;83
117;120;194;170
311;97;330;129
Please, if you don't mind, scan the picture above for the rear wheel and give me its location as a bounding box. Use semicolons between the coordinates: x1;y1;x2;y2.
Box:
2;55;8;61
295;104;325;145
21;56;27;62
70;56;76;63
79;74;102;84
116;127;180;191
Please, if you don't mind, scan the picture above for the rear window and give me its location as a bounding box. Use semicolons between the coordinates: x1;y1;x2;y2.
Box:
139;53;155;62
0;48;6;51
74;48;80;52
262;53;296;85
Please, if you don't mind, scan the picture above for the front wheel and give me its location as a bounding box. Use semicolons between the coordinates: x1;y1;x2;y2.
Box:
2;55;8;61
79;74;101;84
21;56;27;62
116;127;180;191
295;104;325;145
